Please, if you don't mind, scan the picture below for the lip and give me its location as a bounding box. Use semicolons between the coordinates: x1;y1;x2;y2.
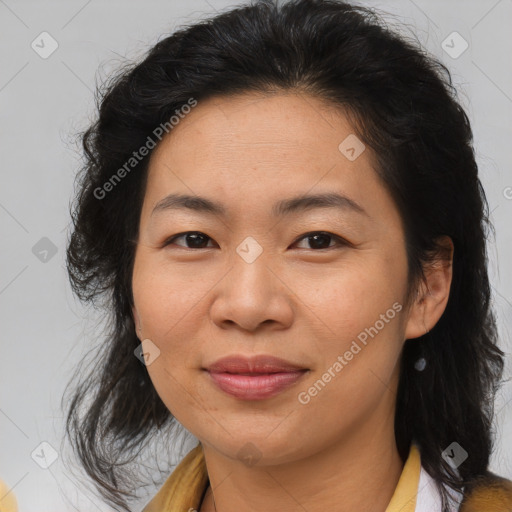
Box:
206;354;307;374
204;355;309;400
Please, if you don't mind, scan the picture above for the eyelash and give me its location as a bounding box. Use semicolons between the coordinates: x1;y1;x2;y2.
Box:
161;231;350;251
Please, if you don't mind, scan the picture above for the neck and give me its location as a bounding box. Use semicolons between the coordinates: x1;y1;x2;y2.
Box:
199;413;404;512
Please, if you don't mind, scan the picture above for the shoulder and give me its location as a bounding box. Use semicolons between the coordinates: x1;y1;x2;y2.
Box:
460;472;512;512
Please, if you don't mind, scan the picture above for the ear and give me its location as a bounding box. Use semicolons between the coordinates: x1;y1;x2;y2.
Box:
404;236;454;340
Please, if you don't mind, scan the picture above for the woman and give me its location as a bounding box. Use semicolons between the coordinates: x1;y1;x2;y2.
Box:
63;0;511;511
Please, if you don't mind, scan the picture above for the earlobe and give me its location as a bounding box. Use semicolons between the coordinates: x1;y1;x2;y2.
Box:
404;236;454;340
404;288;431;340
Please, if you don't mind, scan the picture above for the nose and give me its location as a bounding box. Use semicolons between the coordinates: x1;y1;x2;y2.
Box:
209;252;294;332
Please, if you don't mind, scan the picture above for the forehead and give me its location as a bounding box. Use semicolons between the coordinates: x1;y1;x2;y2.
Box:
142;92;396;226
150;92;360;169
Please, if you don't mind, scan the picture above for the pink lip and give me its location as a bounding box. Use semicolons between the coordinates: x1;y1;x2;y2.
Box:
205;355;309;400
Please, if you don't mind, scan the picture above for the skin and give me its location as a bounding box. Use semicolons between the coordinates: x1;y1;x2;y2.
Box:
131;91;453;512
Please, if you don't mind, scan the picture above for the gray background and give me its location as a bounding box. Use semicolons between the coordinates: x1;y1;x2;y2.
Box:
1;0;511;510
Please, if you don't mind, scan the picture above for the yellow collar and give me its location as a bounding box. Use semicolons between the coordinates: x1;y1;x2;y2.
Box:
385;443;421;512
143;442;421;512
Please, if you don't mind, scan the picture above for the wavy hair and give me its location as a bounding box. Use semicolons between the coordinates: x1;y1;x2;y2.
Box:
64;0;505;510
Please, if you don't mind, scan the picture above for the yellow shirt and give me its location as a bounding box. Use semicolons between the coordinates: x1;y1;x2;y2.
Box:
0;479;18;512
143;442;422;512
0;444;422;512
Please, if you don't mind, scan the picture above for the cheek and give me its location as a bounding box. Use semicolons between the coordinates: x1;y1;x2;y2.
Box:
132;255;210;338
145;360;204;426
292;260;403;338
291;260;406;390
132;264;196;402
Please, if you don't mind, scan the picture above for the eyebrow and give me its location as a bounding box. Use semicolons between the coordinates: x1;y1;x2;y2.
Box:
151;192;369;218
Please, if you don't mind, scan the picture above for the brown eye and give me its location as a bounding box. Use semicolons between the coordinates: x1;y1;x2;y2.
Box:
163;231;215;249
292;231;347;250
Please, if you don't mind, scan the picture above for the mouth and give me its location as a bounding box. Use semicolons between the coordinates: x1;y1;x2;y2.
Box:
204;354;309;400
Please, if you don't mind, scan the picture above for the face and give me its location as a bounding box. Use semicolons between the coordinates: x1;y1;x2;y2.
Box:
131;91;422;465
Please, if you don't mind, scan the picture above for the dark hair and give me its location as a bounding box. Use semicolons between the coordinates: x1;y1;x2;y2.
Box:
64;0;505;510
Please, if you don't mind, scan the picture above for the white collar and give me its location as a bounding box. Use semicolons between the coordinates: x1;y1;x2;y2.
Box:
415;466;463;512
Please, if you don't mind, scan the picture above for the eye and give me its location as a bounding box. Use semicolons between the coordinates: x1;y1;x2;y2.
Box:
162;231;216;249
292;231;348;250
162;230;349;251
